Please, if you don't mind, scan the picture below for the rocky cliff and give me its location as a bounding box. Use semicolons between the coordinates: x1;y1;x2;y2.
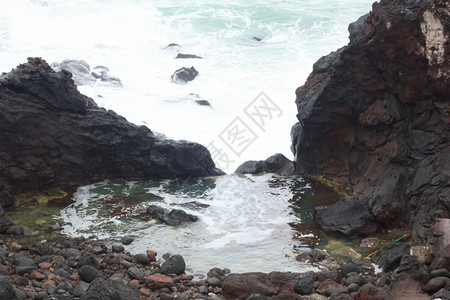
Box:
291;0;449;242
0;58;222;195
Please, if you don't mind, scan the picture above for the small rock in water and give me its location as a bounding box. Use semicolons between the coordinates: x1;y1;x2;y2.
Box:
134;253;151;265
357;237;380;253
176;53;203;59
112;244;124;253
195;100;211;106
171;66;199;84
121;236;134;245
163;43;181;50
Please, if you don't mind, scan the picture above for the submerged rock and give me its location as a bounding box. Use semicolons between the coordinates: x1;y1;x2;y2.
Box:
176;53;203;59
0;58;222;192
146;205;199;226
290;0;450;243
171;66;199;84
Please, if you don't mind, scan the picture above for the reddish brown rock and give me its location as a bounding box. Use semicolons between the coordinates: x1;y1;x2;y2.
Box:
146;274;174;289
38;262;52;271
389;277;430;300
315;279;346;296
27;270;46;281
222;272;293;300
355;284;392;300
291;0;450;242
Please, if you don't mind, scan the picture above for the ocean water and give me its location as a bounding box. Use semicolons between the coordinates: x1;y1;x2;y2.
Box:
0;0;374;172
0;0;375;273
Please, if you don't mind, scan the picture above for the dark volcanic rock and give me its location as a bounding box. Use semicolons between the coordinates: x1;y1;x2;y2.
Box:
78;265;98;283
176;53;203;59
0;275;14;300
315;196;378;236
81;277;139;300
171;66;199;84
163;209;199;226
372;242;413;272
235;153;295;176
161;254;186;275
0;58;222;192
290;0;450;242
146;205;198;226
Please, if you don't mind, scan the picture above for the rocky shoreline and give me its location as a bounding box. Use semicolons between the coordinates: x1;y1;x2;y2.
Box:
0;234;448;300
0;0;449;299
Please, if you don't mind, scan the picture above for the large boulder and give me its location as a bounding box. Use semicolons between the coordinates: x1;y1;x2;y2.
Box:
315;196;378;236
290;0;450;243
0;58;222;192
222;272;294;300
235;153;295;176
81;277;139;300
146;205;199;226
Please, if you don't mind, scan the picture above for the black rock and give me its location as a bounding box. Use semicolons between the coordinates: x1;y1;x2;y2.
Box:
0;58;222;193
161;254;186;275
112;244;125;253
127;266;145;280
15;265;36;276
54;268;71;279
121;236;134;245
235;153;295;176
77;253;99;269
80;277;139;300
292;274;314;295
0;217;13;234
6;225;24;235
0;192;14;208
430;268;450;278
171;66;199;84
195;100;211;106
35;291;49;300
176;53;203;59
432;288;450;300
63;248;81;259
344;274;365;286
13;255;36;267
164;209;199;226
146;205;168;220
341;263;360;276
0;275;13;299
134;253;150;265
372;242;413;272
315;196;378;236
78;265;98;283
163;43;180;49
13;288;27;300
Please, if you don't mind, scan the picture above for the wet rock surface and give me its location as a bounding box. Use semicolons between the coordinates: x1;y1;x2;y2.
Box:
171;66;199;84
235;153;295;176
290;0;450;242
0;58;222;195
